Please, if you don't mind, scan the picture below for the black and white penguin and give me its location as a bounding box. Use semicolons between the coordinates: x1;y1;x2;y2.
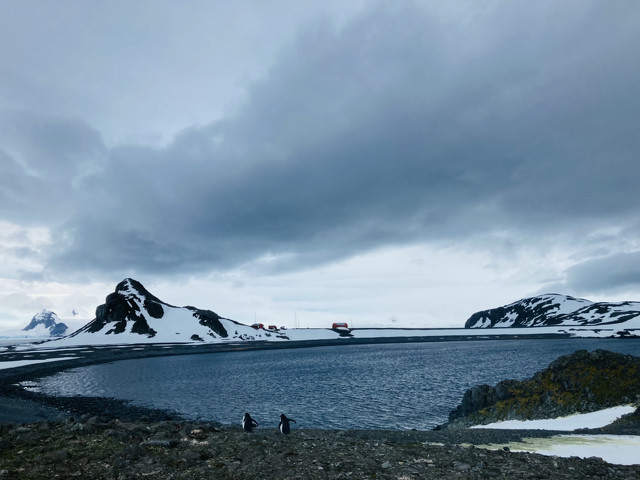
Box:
278;414;296;434
242;412;259;432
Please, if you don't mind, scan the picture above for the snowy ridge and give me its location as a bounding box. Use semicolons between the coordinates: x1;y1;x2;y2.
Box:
20;310;68;338
62;278;291;345
465;294;640;329
20;280;640;348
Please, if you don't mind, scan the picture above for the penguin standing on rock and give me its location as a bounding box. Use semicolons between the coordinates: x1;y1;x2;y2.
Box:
242;412;259;432
278;414;296;434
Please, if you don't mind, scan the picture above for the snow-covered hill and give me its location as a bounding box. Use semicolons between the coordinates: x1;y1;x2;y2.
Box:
64;278;292;344
16;281;639;348
465;294;640;329
22;310;68;337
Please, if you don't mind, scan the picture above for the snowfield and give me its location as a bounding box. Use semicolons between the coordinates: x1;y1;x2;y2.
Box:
0;322;638;350
473;406;640;465
472;405;636;431
504;435;640;466
0;357;77;370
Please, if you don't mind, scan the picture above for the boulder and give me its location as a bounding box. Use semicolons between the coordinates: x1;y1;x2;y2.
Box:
446;349;640;428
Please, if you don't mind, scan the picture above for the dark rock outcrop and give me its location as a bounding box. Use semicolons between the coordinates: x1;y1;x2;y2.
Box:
186;307;228;338
446;349;640;428
76;279;168;338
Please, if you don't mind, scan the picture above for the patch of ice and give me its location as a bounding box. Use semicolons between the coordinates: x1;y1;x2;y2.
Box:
0;357;77;371
482;435;640;465
472;405;636;431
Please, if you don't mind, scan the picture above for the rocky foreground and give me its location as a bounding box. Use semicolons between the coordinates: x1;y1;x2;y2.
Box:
2;416;640;480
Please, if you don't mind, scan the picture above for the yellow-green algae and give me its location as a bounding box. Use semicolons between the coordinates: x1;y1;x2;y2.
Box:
477;350;640;422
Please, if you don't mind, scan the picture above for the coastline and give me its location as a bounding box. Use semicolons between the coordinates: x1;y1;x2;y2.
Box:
0;335;611;424
1;339;640;478
1;336;639;425
0;332;604;376
1;417;639;479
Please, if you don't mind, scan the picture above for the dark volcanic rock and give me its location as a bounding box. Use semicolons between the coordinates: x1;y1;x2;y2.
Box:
186;307;228;338
67;278;230;340
446;349;640;428
74;279;167;338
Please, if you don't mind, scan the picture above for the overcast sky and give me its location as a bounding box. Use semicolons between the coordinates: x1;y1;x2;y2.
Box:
1;0;639;332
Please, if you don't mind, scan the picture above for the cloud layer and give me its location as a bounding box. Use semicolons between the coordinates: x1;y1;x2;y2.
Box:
1;1;639;319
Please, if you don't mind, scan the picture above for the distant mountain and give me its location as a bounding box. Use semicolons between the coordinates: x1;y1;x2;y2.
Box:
465;294;640;328
23;310;68;337
66;278;287;344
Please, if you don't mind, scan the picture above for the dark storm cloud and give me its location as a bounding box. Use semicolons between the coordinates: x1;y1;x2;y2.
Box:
8;3;638;285
0;111;106;223
563;252;640;294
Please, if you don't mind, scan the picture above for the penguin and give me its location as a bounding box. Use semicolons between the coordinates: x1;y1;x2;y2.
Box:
278;413;296;434
242;412;259;433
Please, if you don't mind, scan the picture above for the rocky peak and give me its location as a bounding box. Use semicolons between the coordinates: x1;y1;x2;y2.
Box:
69;278;229;340
115;278;169;307
23;310;68;337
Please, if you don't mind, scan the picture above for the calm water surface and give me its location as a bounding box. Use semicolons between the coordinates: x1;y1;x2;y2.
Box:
35;339;640;430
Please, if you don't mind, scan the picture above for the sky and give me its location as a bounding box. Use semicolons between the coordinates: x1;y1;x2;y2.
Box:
1;0;639;332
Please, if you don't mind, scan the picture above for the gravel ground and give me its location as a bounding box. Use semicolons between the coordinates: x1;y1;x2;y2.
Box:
1;382;639;479
1;418;640;479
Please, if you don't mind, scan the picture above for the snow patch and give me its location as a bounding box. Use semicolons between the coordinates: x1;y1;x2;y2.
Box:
473;405;640;465
472;405;636;431
0;357;77;371
482;435;640;465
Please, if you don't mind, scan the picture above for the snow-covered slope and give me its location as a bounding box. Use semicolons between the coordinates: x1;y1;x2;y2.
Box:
22;310;68;337
465;294;640;329
63;278;292;345
24;281;640;348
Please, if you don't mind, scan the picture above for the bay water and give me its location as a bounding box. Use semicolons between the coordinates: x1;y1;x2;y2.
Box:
35;338;640;430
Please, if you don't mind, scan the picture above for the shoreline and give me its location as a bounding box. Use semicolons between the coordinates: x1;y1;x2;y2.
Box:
1;339;640;477
0;333;616;376
1;419;639;479
1;336;639;426
1;337;638;433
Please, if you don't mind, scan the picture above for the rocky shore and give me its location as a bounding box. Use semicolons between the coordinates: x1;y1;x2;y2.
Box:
0;384;639;479
2;416;640;479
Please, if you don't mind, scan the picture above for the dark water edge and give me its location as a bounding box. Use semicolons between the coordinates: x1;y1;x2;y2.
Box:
0;332;609;382
22;337;640;431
